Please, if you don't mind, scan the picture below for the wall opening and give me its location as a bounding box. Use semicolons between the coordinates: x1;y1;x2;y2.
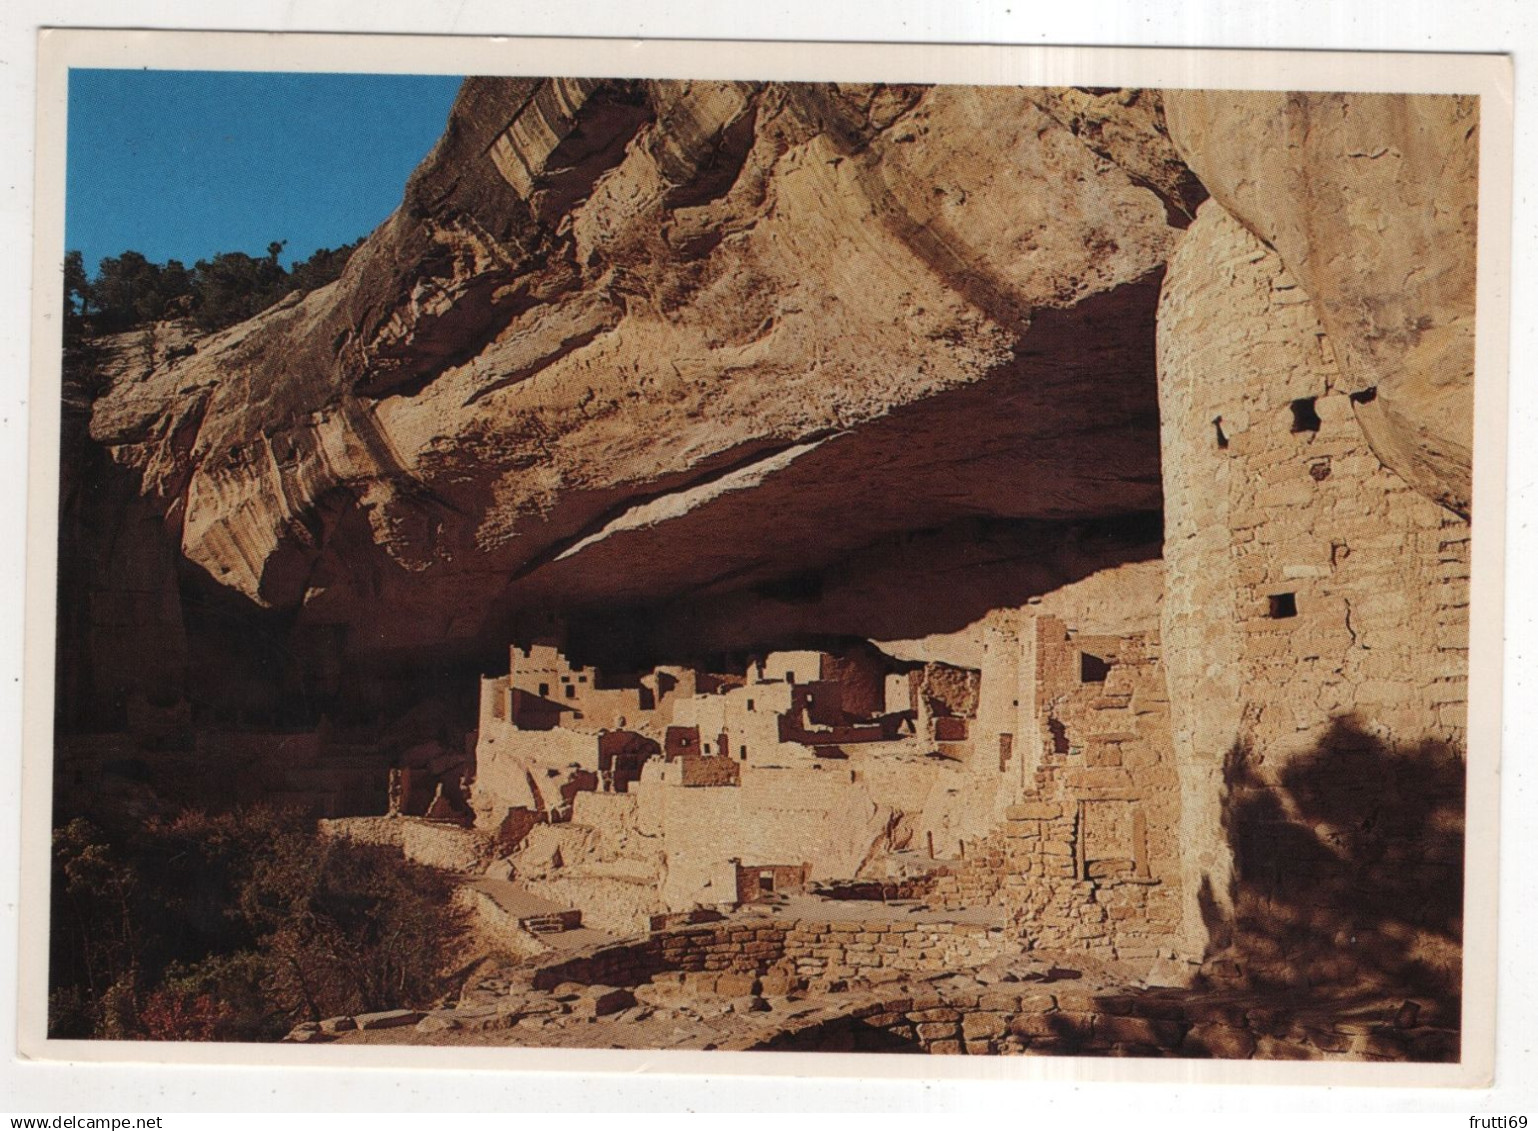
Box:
1212;415;1229;449
1079;652;1111;683
1268;592;1298;619
1290;397;1322;433
1049;717;1070;755
1350;386;1378;405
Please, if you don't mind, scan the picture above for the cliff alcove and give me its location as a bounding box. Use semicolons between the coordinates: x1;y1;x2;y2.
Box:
52;78;1477;1057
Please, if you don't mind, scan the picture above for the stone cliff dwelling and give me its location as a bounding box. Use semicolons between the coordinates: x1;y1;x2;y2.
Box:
53;78;1476;1060
456;620;1178;948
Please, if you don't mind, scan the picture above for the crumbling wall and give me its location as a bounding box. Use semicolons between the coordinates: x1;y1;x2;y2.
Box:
924;616;1181;969
400;820;490;872
734;862;810;903
472;723;596;828
321;815;490;871
508;793;669;932
634;763;889;910
528;915;1009;992
746;982;1458;1060
1157;200;1467;992
675;753;741;787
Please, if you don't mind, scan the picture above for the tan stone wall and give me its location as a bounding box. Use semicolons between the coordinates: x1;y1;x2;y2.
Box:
528;916;1010;992
633;763;891;909
1156;201;1467;984
320;815;489;871
516;873;665;935
675;753;741;787
745;982;1458;1060
317;815;404;849
472;722;597;828
400;820;491;872
924;615;1182;968
454;885;554;962
510;800;669;932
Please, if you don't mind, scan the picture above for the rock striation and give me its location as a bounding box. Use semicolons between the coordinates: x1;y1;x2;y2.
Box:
84;79;1191;675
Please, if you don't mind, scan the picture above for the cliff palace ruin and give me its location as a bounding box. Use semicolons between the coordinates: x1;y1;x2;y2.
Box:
53;79;1477;1060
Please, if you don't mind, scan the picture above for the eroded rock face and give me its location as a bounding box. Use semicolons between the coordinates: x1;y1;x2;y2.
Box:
88;79;1190;678
1164;91;1479;517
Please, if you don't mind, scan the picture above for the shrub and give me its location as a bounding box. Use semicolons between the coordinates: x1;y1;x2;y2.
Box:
48;806;467;1040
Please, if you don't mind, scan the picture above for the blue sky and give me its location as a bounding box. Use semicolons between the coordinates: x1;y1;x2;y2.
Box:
66;70;464;276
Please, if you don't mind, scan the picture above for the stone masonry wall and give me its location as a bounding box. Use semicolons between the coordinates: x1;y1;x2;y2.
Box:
745;982;1458;1061
921;617;1182;970
529;916;1010;993
1157;201;1468;991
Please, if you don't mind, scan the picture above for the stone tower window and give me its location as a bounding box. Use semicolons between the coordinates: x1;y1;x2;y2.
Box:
1079;652;1110;683
1290;397;1322;433
1268;592;1298;619
1212;415;1229;449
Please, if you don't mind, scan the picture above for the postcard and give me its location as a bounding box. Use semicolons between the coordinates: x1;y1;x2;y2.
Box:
19;29;1513;1092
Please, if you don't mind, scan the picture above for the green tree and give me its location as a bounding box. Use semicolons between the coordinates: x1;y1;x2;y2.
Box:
63;250;89;318
63;250;92;352
287;239;363;294
66;236;367;338
189;250;292;331
86;251;194;332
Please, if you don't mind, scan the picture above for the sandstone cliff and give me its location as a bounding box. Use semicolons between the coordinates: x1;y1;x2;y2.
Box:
83;80;1195;688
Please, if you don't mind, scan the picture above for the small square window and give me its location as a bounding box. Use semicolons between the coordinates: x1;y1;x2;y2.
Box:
1268;593;1298;619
